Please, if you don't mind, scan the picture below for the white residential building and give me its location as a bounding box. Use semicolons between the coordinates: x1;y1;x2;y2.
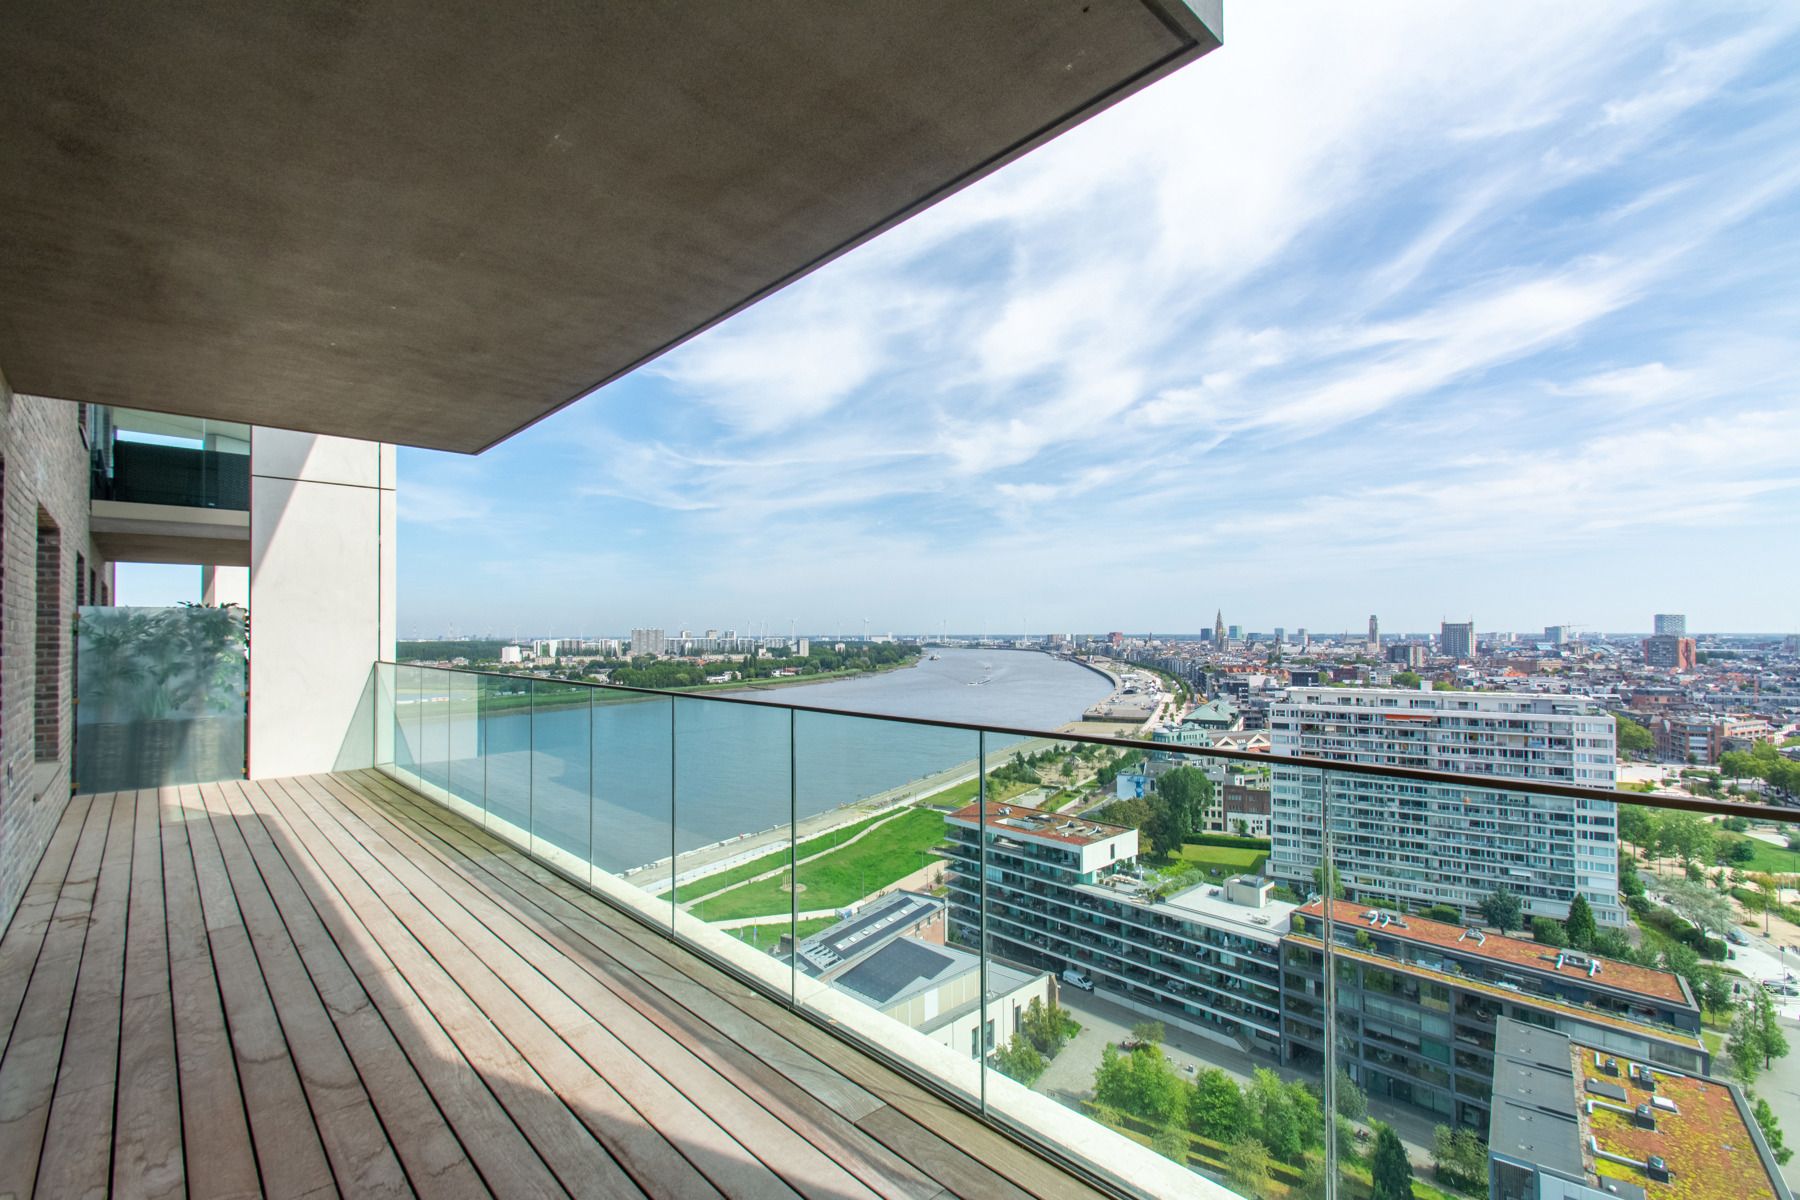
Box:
629;627;666;657
1268;688;1624;928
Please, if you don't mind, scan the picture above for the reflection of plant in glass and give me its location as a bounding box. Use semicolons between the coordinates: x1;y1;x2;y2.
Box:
78;605;247;721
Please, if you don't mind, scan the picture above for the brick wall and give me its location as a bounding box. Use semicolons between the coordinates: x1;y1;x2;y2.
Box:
0;379;104;934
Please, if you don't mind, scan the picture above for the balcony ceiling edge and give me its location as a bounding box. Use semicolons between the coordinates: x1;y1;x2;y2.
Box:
0;2;1220;453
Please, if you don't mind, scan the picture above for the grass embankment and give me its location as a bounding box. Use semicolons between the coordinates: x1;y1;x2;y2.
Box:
694;807;950;921
921;774;1038;810
730;916;839;951
661;809;898;901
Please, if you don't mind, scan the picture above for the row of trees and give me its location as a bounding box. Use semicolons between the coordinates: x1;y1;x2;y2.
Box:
1721;741;1800;799
990;997;1080;1086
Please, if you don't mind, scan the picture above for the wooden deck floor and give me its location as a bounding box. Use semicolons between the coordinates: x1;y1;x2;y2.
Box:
0;770;1108;1200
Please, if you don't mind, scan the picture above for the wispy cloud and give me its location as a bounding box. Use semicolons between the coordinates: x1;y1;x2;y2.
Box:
399;3;1800;635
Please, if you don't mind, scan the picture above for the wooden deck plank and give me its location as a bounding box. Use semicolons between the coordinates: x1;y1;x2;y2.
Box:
195;782;414;1198
274;776;710;1200
0;792;95;1058
37;792;138;1198
347;768;1100;1200
334;770;947;1200
159;787;263;1200
214;780;489;1200
176;784;339;1200
231;780;567;1200
0;790;115;1198
311;772;882;1200
250;777;636;1199
113;790;186;1200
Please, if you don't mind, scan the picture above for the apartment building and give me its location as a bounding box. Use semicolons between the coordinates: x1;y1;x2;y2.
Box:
1643;634;1698;671
1441;621;1476;660
941;802;1293;1055
1653;613;1688;637
1268;688;1624;928
1282;902;1703;1132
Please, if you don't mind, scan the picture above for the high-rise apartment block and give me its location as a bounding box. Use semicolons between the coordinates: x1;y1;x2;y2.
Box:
1269;688;1623;928
1366;614;1379;654
1653;613;1686;636
1439;620;1475;659
629;627;666;657
1642;634;1696;671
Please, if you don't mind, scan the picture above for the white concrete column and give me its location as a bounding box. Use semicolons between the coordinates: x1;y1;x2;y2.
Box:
248;430;395;779
201;564;249;609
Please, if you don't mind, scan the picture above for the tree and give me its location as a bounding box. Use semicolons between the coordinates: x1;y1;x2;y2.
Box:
1480;886;1523;933
1315;862;1345;900
1334;1066;1368;1121
1421;903;1463;924
1020;997;1073;1058
1661;876;1735;939
1616;715;1654;758
1565;894;1597;950
1531;917;1568;947
1130;1021;1166;1047
1094;1045;1188;1126
1752;872;1780;936
1370;1124;1414;1200
1753;1094;1794;1165
1618;805;1654;850
1695;968;1735;1016
1432;1125;1487;1190
1188;1068;1250;1143
991;1036;1047;1085
1224;1137;1272;1196
1393;671;1421;688
1731;989;1791;1084
1246;1068;1320;1160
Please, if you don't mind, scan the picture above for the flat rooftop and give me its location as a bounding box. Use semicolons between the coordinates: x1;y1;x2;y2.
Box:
1300;900;1691;1007
947;801;1134;848
796;889;943;976
1571;1031;1786;1200
1158;882;1297;939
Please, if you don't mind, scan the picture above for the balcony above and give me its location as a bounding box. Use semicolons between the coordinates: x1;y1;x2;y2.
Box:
0;771;1109;1199
0;2;1221;452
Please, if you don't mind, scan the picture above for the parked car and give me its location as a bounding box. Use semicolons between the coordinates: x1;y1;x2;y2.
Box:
1728;928;1750;945
1061;968;1095;992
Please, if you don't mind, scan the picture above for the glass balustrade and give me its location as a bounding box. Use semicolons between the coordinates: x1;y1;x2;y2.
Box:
371;663;1800;1200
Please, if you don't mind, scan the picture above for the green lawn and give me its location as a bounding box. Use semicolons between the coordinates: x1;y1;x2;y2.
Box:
729;915;839;951
694;807;950;921
1175;842;1268;878
1718;833;1800;875
661;809;900;901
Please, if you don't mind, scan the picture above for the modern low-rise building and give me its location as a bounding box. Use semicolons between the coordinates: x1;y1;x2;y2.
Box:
1487;1017;1788;1200
1282;902;1703;1132
1269;688;1624;928
941;802;1294;1054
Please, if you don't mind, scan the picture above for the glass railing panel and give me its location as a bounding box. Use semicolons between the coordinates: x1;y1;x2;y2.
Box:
528;679;592;880
391;664;423;790
446;668;483;818
373;661;395;771
787;709;982;1107
417;666;452;797
670;695;794;997
72;605;247;792
478;671;532;850
590;688;675;931
89;405;250;509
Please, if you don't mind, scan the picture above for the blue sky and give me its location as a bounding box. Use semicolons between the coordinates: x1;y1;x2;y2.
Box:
392;4;1800;639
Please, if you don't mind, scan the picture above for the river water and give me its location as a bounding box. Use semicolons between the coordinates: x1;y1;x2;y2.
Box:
394;648;1112;873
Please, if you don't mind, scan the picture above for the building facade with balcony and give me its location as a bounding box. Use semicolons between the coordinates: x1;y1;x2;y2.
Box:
1268;688;1625;928
1281;902;1704;1133
941;801;1295;1056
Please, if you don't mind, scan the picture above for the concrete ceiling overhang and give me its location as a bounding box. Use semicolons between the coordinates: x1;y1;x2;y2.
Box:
0;2;1220;454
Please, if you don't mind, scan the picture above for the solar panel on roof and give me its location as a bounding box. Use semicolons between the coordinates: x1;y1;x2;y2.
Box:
837;939;957;1006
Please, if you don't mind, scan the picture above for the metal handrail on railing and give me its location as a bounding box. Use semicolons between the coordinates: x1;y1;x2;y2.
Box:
377;659;1797;823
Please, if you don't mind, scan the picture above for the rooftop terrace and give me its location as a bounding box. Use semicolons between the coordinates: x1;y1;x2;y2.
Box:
946;801;1134;848
1300;899;1692;1007
0;772;1107;1199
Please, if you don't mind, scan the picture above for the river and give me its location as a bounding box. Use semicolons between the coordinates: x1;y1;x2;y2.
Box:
394;648;1112;874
